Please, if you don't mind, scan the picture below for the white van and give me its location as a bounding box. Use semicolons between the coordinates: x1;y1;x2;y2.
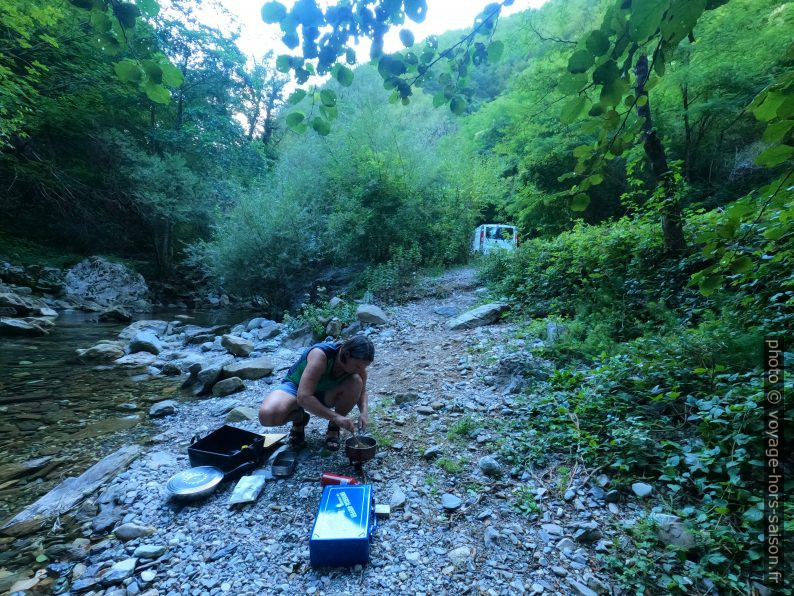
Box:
472;224;518;255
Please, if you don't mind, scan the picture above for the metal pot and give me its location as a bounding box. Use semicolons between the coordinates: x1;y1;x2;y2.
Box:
344;436;377;465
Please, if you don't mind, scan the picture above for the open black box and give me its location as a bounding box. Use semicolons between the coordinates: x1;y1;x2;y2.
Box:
188;425;273;476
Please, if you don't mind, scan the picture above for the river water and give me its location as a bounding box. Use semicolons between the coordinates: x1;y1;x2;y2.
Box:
0;309;243;566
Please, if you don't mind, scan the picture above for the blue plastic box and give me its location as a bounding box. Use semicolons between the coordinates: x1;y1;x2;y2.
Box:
309;484;376;567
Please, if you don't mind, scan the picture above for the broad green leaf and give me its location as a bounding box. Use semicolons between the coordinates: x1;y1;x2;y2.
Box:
588;104;604;117
136;0;160;17
287;89;307;104
586;173;604;186
432;92;446;107
571;193;590;211
753;92;785;122
567;49;594;74
763;226;786;241
275;55;291;73
558;73;588;94
160;63;183;87
593;60;619;85
286;111;305;130
35;554;48;563
586;30;610;56
755;145;794;168
730;256;753;274
319;104;337;120
90;11;112;32
763;120;794;144
114;59;141;83
600;78;629;107
449;96;467;115
141;61;162;84
312;116;331;136
487;41;504;62
261;1;287;24
661;0;706;46
573;144;593;158
777;95;794;120
654;51;666;76
144;82;171;104
405;0;428;23
113;3;140;29
334;64;354;87
399;29;415;47
699;273;722;296
560;96;588;124
320;89;337;107
628;1;666;42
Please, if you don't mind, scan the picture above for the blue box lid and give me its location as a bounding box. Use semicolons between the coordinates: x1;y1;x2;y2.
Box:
311;484;372;540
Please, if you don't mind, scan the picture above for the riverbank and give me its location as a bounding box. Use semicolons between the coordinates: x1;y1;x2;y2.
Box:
1;268;665;595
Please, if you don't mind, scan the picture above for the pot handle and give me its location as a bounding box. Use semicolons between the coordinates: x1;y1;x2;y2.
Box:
223;460;257;482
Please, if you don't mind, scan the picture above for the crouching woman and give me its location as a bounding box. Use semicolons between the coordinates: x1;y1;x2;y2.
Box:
258;335;374;450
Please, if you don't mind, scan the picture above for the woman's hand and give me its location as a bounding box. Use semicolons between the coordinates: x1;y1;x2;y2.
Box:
357;411;369;431
334;414;355;433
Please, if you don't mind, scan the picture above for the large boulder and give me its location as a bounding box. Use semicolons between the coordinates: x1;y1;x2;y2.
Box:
225;405;256;422
0;292;34;316
649;513;695;550
77;342;125;362
222;357;275;380
356;304;389;325
129;332;162;355
118;320;169;342
447;303;510;330
64;257;151;311
213;377;245;397
252;321;281;340
0;317;48;337
221;335;254;357
98;307;132;323
183;324;231;345
149;400;177;418
114;352;158;368
282;325;314;348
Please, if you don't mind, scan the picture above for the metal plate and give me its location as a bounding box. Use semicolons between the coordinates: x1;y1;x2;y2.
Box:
166;466;224;498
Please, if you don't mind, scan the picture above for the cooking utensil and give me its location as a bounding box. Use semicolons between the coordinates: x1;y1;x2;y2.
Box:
351;429;367;449
166;466;224;501
344;435;377;467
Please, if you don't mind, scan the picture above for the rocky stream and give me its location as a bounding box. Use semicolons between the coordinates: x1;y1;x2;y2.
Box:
0;266;686;595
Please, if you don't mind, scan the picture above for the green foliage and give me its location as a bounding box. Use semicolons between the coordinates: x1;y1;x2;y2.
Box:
447;415;479;440
484;201;793;591
437;456;465;474
282;287;357;338
512;485;540;516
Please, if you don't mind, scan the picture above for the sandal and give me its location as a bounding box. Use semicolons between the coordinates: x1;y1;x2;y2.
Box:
289;410;310;448
325;422;340;451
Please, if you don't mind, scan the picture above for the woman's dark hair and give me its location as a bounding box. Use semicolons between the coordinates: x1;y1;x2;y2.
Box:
340;335;375;363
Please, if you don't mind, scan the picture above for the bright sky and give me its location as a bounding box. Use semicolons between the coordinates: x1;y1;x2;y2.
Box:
204;0;549;60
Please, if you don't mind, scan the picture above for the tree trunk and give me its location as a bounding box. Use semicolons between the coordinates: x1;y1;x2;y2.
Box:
635;53;685;252
681;83;692;182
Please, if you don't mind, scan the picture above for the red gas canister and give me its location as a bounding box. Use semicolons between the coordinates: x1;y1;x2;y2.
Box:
321;472;359;486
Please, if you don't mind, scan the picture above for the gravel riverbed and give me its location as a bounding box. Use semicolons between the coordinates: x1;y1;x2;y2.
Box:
5;269;661;595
